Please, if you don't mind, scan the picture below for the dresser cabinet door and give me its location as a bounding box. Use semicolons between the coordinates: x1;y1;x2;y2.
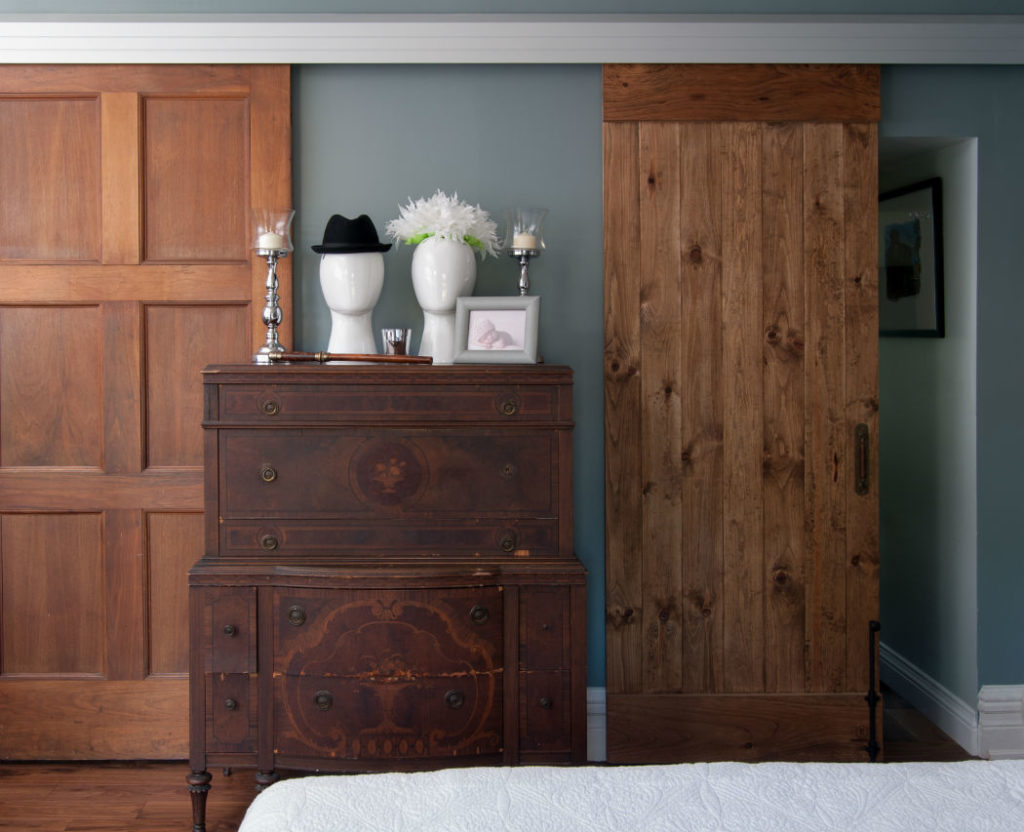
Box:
519;587;573;755
272;587;504;762
195;587;257;755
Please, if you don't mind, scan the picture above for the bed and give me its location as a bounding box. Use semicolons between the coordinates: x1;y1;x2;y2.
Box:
238;759;1024;831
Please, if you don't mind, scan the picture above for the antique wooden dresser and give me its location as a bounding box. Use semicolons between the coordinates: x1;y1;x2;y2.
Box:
187;363;586;830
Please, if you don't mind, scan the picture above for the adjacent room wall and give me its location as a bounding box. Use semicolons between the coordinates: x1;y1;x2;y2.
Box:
879;139;978;717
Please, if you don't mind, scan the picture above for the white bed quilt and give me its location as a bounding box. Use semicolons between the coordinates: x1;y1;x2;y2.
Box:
238;760;1024;832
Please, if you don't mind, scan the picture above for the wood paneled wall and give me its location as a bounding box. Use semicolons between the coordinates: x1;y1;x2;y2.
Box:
604;65;880;762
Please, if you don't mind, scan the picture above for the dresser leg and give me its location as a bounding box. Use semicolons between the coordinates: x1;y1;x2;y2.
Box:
186;770;212;832
255;769;279;792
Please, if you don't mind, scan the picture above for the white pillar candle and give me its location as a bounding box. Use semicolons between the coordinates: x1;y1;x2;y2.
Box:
257;231;286;250
512;232;537;249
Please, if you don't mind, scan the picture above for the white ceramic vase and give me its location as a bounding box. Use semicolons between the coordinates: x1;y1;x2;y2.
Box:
410;235;477;364
319;252;384;355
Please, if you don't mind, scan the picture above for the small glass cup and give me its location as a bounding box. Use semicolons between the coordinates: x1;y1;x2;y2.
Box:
381;328;412;356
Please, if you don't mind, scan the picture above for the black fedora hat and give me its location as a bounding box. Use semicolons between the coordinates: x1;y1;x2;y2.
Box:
312;214;392;253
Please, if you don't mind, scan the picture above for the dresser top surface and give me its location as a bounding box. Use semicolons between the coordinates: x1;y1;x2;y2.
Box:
203;363;572;385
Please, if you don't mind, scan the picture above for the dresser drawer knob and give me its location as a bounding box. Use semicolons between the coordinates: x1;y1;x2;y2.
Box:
261;399;280;416
224;698;238;711
259;465;278;483
539;697;554;710
500;398;519;416
260;534;279;551
222;624;238;637
469;604;489;625
314;690;333;711
500;462;517;480
445;689;465;710
287;605;307;627
499;534;516;553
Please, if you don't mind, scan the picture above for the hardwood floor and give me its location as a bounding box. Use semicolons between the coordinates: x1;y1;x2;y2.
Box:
0;697;976;832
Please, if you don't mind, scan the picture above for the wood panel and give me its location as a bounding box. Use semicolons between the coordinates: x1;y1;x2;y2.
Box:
678;122;724;695
603;64;881;123
604;64;879;761
148;513;204;676
145;304;250;468
0;65;291;760
607;693;870;763
0;97;101;262
0;305;102;468
1;513;104;675
639;121;683;693
143;97;248;263
761;123;808;693
720;122;765;693
602;122;643;695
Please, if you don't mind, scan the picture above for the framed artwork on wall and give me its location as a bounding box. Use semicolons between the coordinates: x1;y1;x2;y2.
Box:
879;177;945;337
453;296;540;364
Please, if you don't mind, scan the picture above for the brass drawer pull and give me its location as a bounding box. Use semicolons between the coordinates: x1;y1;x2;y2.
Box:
500;534;516;553
222;624;238;637
287;605;307;627
500;398;519;416
314;690;333;711
469;604;489;625
539;697;553;709
445;689;465;710
224;698;238;711
261;399;280;416
500;462;516;480
260;465;278;483
260;534;279;551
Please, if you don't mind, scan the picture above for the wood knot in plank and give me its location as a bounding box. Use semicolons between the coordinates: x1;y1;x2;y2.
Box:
689;245;703;264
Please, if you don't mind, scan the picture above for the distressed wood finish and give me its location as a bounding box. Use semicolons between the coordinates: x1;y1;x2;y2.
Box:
189;365;587;832
0;65;290;760
604;65;879;761
603;64;881;123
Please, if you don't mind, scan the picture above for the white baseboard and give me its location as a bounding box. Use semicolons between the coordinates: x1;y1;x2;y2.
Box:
587;686;607;762
978;685;1024;760
880;642;980;757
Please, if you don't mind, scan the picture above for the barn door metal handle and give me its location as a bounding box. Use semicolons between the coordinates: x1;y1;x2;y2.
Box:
855;423;870;495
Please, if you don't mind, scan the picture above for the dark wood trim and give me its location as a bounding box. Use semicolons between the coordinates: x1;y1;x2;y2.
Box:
603;64;880;123
607;693;874;763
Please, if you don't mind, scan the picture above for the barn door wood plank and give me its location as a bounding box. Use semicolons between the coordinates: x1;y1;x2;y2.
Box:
678;122;724;695
762;123;808;693
720;122;765;693
842;122;880;692
803;123;848;694
603;121;644;695
639;121;684;693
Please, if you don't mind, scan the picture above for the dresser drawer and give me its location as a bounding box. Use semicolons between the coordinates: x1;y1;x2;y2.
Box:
206;673;256;754
197;588;256;673
272;587;503;675
519;671;572;755
220;429;555;516
222;518;557;558
273;672;503;761
520;587;570;671
218;382;563;424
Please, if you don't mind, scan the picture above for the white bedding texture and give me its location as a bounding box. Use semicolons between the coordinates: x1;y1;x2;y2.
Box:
238;760;1024;832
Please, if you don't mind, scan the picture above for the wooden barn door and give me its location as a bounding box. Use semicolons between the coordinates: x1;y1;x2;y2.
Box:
604;65;880;761
0;65;290;759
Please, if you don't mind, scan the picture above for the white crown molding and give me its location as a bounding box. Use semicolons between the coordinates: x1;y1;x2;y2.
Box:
1;14;1023;65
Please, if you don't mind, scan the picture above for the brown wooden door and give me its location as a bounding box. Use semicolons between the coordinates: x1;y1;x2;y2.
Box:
604;65;880;762
0;65;290;759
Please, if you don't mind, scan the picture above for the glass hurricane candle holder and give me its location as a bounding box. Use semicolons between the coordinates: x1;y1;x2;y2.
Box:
503;208;546;296
252;209;295;363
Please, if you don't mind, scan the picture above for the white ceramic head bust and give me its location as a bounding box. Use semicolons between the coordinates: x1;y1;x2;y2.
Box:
312;214;392;356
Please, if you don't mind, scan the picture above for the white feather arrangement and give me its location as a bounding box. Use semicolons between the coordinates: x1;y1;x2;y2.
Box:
386;189;500;259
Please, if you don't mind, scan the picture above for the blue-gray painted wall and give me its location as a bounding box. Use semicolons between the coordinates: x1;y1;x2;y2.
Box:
6;1;1023;693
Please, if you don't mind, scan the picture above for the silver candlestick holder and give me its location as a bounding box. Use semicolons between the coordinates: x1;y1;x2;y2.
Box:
503;207;546;296
251;209;294;364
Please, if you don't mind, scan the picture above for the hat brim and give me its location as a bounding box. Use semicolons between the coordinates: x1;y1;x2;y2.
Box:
313;242;392;253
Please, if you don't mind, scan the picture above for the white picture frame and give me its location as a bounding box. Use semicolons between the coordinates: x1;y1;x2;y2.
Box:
453;296;540;364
